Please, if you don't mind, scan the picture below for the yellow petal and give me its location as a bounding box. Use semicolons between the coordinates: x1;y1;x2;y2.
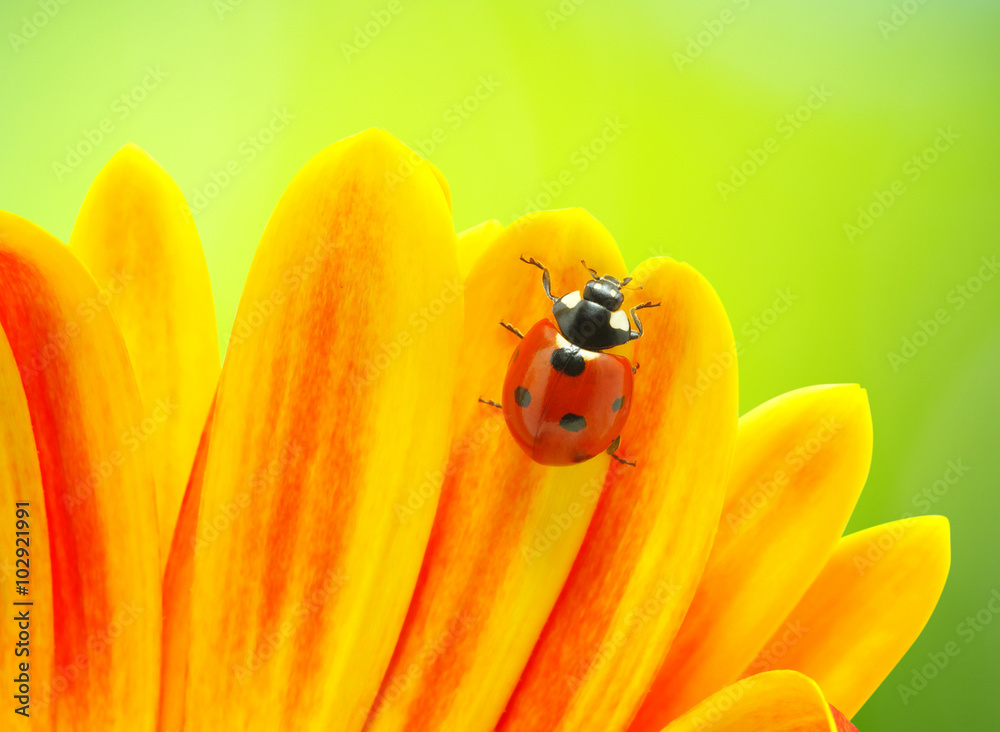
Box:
746;515;951;717
631;384;873;729
366;209;625;732
0;212;160;730
661;671;842;732
163;129;462;732
69;144;220;569
456;218;503;279
499;257;740;732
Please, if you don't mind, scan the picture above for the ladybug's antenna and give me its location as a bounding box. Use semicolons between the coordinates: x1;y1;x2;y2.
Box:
580;260;600;280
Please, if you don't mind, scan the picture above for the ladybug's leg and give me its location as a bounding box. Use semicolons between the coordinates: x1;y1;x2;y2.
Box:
499;320;524;339
478;397;503;409
519;255;558;302
606;436;636;467
632;362;641;375
628;301;662;341
605;435;635;468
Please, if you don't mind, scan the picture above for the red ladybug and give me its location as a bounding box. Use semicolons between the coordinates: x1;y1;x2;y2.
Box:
480;256;659;466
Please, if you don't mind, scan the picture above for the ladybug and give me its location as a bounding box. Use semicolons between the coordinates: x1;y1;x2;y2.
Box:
480;256;660;466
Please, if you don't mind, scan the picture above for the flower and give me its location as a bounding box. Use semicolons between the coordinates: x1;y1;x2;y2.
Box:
0;129;949;732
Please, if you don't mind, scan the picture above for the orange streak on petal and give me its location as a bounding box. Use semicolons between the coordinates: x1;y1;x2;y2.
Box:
631;384;872;730
171;130;462;732
499;257;740;732
69;144;220;570
0;212;160;731
365;209;626;732
0;329;55;731
831;705;860;732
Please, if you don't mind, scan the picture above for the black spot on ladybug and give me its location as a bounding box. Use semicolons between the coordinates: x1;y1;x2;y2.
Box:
514;386;531;407
573;453;595;463
559;413;587;432
612;396;624;412
550;347;585;377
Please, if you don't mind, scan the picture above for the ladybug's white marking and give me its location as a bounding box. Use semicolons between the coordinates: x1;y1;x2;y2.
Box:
609;310;630;333
555;333;600;361
558;291;582;309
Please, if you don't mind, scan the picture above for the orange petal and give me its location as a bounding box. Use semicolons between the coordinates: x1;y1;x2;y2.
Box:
661;671;842;732
0;212;160;730
499;256;740;732
69;144;220;569
831;705;860;731
365;209;626;732
456;219;503;278
163;129;462;732
158;399;213;732
0;327;55;729
746;516;951;717
631;384;873;729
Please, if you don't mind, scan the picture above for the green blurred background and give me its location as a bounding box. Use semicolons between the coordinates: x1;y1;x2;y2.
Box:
1;0;997;727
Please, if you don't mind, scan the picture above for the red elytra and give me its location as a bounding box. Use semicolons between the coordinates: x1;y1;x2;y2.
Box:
501;319;633;466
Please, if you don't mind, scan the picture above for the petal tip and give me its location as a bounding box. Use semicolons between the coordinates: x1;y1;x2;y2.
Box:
510;206;602;232
829;383;871;416
340;128;453;213
91;142;176;198
115;140;147;155
923;514;952;549
905;513;951;548
108;141;157;170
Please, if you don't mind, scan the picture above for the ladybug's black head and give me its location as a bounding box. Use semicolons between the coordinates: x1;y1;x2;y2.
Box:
551;262;637;351
580;261;633;312
583;276;628;312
